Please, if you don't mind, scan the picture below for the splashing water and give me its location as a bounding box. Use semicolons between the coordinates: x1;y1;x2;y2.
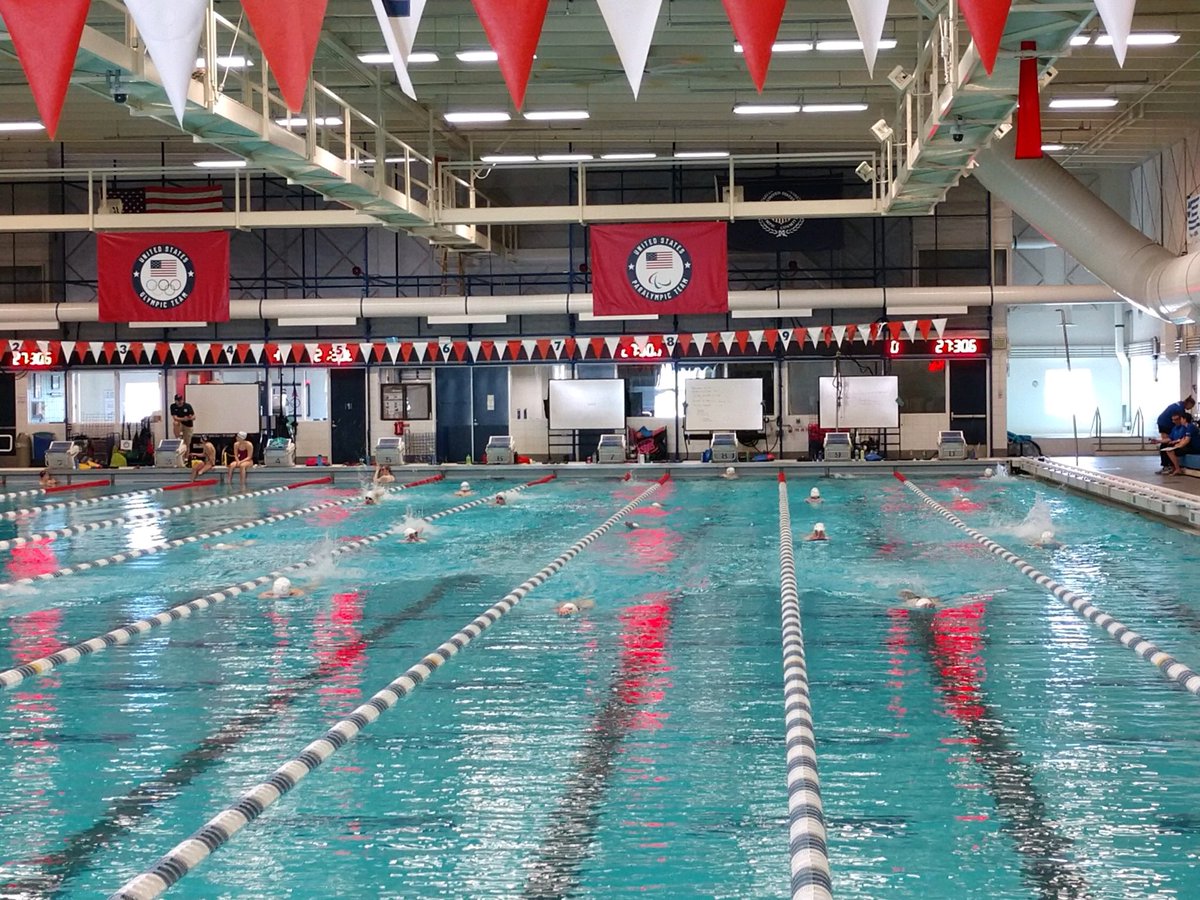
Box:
1010;497;1057;545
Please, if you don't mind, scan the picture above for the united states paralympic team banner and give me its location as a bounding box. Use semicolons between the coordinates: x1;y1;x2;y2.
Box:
97;231;231;324
591;222;729;317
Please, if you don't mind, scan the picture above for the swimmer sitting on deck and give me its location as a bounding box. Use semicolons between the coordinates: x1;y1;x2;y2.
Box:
557;598;596;617
259;576;304;599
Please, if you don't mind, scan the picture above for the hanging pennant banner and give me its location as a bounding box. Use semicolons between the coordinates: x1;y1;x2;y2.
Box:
1015;41;1043;159
241;0;329;112
958;0;1013;75
845;0;891;77
371;0;427;100
1094;0;1136;68
596;0;662;99
125;0;207;124
591;222;729;316
470;0;549;110
97;232;230;323
0;0;91;139
721;0;786;92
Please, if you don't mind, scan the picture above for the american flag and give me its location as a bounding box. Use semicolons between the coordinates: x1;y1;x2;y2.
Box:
150;258;179;276
104;185;225;214
645;250;675;269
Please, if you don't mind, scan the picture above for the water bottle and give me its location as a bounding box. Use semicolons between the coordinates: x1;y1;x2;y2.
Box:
465;454;472;465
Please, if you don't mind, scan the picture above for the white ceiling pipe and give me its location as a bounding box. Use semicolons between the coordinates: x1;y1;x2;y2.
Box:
0;284;1120;328
975;131;1200;323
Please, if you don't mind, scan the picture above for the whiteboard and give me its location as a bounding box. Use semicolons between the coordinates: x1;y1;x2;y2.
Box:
549;379;626;430
683;378;764;431
185;384;261;435
818;376;899;428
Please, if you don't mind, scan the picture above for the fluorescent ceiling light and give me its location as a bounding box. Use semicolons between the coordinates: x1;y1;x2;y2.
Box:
193;159;247;168
524;110;590;121
537;153;594;162
480;154;538;163
457;49;498;63
731;308;813;319
1048;97;1118;109
1096;32;1180;47
816;39;897;52
674;151;729;159
358;50;439;64
1069;35;1091;47
803;103;869;113
734;104;801;116
0;121;44;132
734;41;813;54
601;152;658;161
427;314;508;325
194;55;253;69
1041;143;1066;152
444;111;511;124
275;116;343;126
276;317;359;327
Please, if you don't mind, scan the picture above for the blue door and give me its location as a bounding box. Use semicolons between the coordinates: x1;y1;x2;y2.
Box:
472;367;509;460
435;368;472;464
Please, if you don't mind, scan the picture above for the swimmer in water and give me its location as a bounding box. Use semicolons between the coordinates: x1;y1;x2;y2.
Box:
898;589;939;609
807;487;822;504
556;598;596;617
651;501;663;509
721;466;738;480
207;538;258;551
454;480;473;497
804;522;828;542
402;526;424;543
38;469;57;489
495;493;507;506
363;486;386;505
624;520;641;530
1034;530;1063;549
259;576;304;599
373;464;395;485
983;467;995;478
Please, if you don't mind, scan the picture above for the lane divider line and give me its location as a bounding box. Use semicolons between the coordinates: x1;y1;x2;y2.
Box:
0;485;53;503
894;471;1200;699
284;476;334;490
0;479;353;552
1;485;173;522
44;478;113;494
777;472;833;900
163;479;219;492
0;474;570;690
109;473;665;900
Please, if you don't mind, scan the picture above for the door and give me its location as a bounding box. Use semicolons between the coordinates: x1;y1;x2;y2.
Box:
329;369;367;465
949;359;989;448
472;367;509;460
435;368;472;464
0;372;14;458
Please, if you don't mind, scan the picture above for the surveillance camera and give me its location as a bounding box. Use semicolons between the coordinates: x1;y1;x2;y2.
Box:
951;115;964;143
112;91;127;104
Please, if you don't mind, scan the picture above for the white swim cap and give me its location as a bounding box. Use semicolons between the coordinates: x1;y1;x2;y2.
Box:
460;481;470;490
810;487;820;498
404;526;418;536
984;467;994;477
814;522;826;533
558;602;578;616
237;431;247;439
725;466;736;476
272;576;290;596
1041;530;1054;543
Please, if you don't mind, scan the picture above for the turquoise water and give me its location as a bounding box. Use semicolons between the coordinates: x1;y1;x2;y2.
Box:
0;473;1199;897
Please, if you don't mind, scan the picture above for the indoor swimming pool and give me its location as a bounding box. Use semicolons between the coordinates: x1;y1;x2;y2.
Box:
0;469;1199;898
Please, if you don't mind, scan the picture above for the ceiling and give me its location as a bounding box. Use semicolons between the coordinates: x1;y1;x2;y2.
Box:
0;1;1196;172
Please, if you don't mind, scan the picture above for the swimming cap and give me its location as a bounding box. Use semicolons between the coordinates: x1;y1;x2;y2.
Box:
984;467;994;477
558;602;578;616
814;522;826;533
272;577;291;596
725;466;736;476
810;487;820;498
404;527;418;536
460;481;470;490
237;431;247;440
1041;530;1054;542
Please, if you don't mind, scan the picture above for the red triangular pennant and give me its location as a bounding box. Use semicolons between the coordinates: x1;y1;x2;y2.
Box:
589;337;606;359
452;341;469;362
734;330;750;352
887;321;903;341
707;332;722;353
479;340;496;361
154;342;170;364
563;337;577;359
241;0;329;112
844;324;858;344
0;0;90;139
1015;41;1043;159
721;0;786;92
470;0;549;110
918;319;933;340
958;0;1012;75
506;339;524;361
535;338;552;359
399;342;414;363
792;327;807;347
372;343;387;362
821;326;834;347
762;329;779;351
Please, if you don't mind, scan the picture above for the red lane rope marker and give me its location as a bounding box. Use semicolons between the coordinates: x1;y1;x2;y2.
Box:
523;473;558;487
163;480;219;492
43;479;111;494
778;470;787;483
285;476;334;490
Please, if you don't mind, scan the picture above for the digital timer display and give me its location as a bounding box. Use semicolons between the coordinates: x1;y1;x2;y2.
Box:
886;337;989;357
8;349;56;367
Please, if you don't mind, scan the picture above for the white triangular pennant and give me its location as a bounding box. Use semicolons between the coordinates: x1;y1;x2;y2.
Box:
747;329;763;349
596;0;662;99
1094;0;1136;67
169;342;186;362
845;0;890;77
467;341;482;361
60;341;75;360
370;0;426;100
521;339;538;359
604;336;622;358
124;0;207;124
858;323;871;343
385;343;400;363
932;318;948;338
831;325;847;345
903;319;919;340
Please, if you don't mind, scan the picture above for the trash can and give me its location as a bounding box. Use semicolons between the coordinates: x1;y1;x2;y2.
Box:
15;432;31;468
32;432;54;468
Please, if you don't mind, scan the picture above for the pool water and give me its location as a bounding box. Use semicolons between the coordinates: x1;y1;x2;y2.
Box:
0;473;1199;898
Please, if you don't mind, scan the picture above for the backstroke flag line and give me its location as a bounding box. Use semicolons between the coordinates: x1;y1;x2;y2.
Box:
124;0;207;124
596;0;662;99
591;222;729;317
98;232;230;324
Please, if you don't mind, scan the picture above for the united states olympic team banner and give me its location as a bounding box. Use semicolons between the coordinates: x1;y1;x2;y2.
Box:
591;222;729;317
97;231;231;324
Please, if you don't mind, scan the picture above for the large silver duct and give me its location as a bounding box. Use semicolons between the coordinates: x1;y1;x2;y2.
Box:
975;133;1200;324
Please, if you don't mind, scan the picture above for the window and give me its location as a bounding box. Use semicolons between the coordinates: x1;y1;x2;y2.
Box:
380;382;431;420
269;368;327;421
787;361;830;415
120;371;162;423
891;360;946;414
26;373;65;423
71;371;117;424
1044;368;1094;419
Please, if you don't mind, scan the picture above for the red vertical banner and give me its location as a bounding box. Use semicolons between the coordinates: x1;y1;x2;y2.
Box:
1015;41;1043;159
591;222;728;316
0;0;91;138
97;232;230;323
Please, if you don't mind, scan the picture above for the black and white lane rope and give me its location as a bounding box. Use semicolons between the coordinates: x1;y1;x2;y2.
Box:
108;474;665;900
0;474;566;690
1;485;174;522
0;482;332;552
895;471;1200;699
777;473;833;900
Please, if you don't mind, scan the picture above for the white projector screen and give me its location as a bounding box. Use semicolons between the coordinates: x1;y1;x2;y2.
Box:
549;379;627;430
185;384;262;436
818;376;899;429
683;378;764;431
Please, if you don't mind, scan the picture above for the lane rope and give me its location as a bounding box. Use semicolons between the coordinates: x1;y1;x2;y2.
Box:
0;474;557;690
109;473;664;900
894;471;1200;699
44;478;112;494
0;480;349;552
777;472;833;900
2;485;189;522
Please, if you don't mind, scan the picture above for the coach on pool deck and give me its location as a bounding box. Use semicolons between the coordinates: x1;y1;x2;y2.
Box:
170;393;195;448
